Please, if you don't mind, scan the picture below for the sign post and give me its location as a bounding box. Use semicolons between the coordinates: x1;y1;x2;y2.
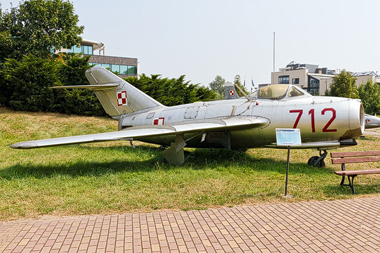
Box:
276;128;302;197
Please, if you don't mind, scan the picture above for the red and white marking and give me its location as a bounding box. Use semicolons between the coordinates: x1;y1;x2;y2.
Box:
153;117;165;125
229;90;234;96
117;91;127;106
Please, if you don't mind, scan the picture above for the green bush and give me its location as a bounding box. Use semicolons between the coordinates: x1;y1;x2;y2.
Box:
52;54;106;116
0;54;215;116
125;74;216;106
2;55;59;112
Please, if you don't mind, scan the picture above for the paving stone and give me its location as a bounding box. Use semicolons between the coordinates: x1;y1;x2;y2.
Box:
2;197;380;251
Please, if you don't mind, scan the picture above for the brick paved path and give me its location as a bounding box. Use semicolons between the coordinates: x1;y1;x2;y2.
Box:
1;197;380;253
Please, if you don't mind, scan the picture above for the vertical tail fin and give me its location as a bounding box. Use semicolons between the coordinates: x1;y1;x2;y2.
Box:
53;66;164;118
86;66;164;117
224;84;240;99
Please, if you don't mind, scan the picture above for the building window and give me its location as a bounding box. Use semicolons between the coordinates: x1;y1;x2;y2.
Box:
68;45;93;55
120;65;128;74
111;65;120;73
90;63;137;75
309;78;319;88
127;66;137;75
308;76;320;96
82;45;93;55
100;63;111;69
279;75;289;84
292;78;299;84
68;45;81;54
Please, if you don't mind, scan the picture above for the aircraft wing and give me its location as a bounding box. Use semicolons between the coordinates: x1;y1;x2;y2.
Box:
10;117;269;149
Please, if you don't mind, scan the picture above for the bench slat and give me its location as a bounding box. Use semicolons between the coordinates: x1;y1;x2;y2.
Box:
331;150;380;158
331;156;380;164
334;169;380;176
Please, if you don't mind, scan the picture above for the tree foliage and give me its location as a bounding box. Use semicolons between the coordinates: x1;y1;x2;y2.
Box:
358;80;380;115
125;74;216;106
233;75;249;97
0;54;106;115
53;54;106;116
2;55;60;111
328;70;359;98
209;75;226;99
0;53;215;115
0;0;214;115
0;0;84;61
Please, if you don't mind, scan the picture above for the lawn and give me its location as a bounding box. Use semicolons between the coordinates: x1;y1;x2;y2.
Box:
1;107;380;221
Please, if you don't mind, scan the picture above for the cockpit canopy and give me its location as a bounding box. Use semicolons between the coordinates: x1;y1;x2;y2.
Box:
250;84;311;100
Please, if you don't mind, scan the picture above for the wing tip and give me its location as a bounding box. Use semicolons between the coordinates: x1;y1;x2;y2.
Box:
10;142;38;149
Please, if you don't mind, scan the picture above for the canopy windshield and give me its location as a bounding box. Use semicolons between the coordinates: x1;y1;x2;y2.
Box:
249;84;308;100
259;85;289;99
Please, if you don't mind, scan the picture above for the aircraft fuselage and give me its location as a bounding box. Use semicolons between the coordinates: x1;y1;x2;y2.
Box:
119;96;364;150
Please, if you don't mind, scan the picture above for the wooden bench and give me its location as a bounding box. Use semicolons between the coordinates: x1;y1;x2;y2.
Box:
330;151;380;194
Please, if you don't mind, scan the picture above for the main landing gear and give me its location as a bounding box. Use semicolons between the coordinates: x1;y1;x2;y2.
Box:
307;150;328;168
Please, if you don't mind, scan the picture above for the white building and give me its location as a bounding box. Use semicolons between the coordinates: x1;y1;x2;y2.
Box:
271;61;380;95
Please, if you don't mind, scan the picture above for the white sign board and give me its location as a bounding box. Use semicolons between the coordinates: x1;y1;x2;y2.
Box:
276;128;301;147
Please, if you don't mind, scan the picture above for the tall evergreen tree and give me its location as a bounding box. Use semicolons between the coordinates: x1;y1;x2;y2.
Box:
53;54;106;116
2;54;60;111
126;74;215;106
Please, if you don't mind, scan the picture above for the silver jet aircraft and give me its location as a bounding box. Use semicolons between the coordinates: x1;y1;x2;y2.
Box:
364;114;380;129
11;66;365;166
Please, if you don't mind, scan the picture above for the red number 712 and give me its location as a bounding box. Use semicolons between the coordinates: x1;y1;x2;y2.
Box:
290;108;337;133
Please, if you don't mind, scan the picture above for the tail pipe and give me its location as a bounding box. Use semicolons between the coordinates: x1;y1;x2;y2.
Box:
342;99;365;141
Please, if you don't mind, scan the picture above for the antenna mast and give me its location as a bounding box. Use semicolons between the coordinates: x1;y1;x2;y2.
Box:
273;32;276;72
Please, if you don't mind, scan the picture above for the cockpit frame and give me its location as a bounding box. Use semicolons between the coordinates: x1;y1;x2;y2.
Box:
250;84;311;100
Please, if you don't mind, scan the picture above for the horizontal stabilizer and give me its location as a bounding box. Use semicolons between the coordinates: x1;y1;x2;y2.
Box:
51;84;119;90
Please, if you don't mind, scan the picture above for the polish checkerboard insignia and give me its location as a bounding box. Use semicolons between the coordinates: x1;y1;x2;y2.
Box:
229;90;234;96
153;117;165;125
117;91;127;106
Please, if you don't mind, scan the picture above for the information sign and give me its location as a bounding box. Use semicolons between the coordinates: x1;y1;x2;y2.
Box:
276;128;301;147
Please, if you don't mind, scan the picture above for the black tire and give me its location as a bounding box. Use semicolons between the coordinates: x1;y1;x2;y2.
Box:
307;156;325;168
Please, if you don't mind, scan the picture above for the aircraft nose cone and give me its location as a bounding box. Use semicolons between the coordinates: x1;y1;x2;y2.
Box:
365;114;380;129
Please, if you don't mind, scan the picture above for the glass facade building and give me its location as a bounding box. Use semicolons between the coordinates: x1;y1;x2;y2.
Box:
308;76;320;96
68;45;93;55
65;40;138;77
90;63;137;75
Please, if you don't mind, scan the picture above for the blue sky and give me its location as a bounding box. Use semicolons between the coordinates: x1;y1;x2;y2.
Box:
2;0;380;87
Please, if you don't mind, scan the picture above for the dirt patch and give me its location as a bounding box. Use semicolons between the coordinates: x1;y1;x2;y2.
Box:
364;129;380;138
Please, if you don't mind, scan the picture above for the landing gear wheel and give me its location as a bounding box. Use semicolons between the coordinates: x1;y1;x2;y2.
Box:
308;156;326;168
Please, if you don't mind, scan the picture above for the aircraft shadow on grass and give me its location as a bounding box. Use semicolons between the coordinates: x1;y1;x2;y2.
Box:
5;145;380;196
2;144;336;180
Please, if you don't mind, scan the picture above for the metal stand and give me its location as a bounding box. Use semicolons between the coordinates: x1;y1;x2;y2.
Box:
284;146;293;198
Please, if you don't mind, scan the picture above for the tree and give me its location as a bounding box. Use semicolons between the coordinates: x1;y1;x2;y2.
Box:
125;74;215;106
328;70;359;98
233;75;249;97
52;54;106;116
209;75;226;99
2;54;61;111
358;80;380;115
0;0;84;62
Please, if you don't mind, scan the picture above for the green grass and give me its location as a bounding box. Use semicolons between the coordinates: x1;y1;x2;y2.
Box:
1;107;380;221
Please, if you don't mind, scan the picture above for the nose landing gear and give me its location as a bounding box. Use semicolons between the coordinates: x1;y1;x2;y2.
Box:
308;150;327;168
